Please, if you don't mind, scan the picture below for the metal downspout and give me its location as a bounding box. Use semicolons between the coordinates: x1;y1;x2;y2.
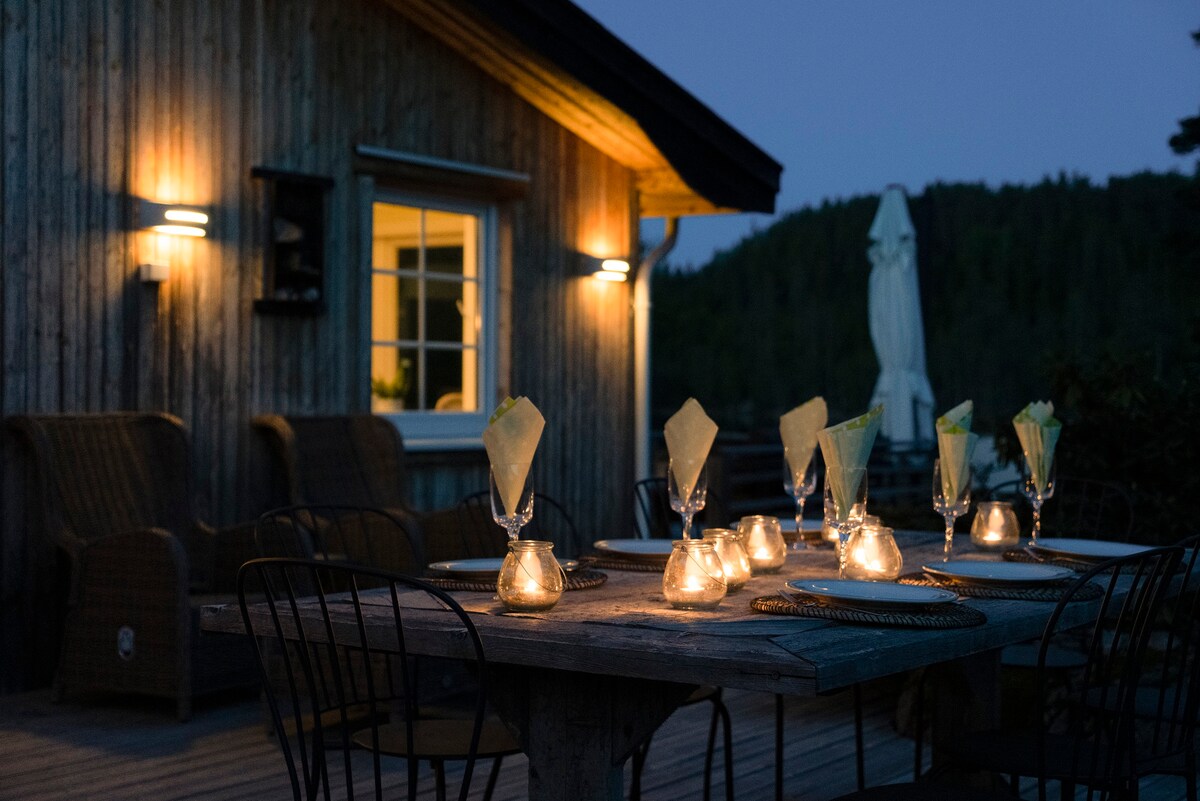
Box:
633;217;679;481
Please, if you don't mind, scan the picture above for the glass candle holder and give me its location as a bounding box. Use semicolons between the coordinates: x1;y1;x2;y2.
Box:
843;524;903;581
738;515;787;574
970;501;1020;549
497;540;565;612
662;539;727;610
702;528;752;591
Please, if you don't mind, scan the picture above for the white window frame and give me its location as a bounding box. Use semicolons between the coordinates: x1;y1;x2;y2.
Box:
370;189;498;451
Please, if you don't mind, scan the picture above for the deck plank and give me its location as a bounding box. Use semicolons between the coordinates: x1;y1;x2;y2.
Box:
0;685;1190;800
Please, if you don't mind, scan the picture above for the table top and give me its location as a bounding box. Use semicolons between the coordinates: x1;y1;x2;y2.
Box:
202;531;1097;697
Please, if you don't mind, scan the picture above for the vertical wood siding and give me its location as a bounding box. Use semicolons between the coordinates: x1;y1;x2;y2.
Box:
0;0;637;691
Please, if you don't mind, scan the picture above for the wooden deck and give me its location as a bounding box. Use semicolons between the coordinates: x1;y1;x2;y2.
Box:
0;684;1191;800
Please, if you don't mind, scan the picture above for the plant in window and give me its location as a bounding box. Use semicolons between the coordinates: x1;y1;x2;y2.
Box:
371;358;413;404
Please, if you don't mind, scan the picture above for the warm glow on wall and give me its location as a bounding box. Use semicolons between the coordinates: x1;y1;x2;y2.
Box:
138;201;209;237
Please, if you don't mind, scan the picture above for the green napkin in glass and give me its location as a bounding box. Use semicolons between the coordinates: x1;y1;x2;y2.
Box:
936;400;979;501
817;406;883;522
1013;401;1061;494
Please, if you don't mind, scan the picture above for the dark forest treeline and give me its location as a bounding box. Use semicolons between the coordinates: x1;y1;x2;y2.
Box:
651;171;1200;437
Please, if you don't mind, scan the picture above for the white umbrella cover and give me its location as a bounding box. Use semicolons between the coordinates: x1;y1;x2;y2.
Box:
867;185;935;444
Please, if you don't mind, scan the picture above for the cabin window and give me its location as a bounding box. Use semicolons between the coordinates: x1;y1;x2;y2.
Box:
370;193;497;448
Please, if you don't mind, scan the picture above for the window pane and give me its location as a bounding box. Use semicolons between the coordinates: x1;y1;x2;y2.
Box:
425;279;464;344
372;203;421;269
426;349;464;411
371;272;419;342
424;210;471;275
371;346;418;411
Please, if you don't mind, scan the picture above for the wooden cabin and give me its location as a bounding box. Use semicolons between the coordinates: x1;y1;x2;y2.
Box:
0;0;780;692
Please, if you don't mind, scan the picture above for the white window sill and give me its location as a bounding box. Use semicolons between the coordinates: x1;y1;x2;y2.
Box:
375;410;486;452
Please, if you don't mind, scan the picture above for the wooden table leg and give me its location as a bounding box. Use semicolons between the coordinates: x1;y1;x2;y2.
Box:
488;665;695;801
929;649;1000;769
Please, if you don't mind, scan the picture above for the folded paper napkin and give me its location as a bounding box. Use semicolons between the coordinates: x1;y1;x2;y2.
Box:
482;396;545;517
664;398;718;501
936;400;979;501
817;406;883;522
780;397;827;484
1013;401;1061;494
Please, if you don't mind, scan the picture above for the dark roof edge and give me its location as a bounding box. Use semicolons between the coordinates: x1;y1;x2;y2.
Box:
462;0;783;214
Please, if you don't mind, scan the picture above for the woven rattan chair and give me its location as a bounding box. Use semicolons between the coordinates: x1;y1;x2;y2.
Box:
6;412;259;720
252;414;425;573
832;546;1183;801
239;558;519;801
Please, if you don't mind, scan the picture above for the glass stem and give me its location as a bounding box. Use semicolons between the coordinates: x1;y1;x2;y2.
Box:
681;512;694;540
943;516;955;562
1031;503;1041;546
507;523;520;542
838;524;851;579
793;499;807;550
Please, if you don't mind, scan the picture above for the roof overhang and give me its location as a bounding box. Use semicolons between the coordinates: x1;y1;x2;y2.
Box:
384;0;782;217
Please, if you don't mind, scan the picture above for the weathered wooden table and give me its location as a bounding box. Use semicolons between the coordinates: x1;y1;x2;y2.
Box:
202;531;1095;801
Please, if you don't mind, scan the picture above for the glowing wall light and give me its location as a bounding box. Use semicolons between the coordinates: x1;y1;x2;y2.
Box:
138;201;209;237
592;258;630;282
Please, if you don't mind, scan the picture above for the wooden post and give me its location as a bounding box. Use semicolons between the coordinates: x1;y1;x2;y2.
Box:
487;665;694;801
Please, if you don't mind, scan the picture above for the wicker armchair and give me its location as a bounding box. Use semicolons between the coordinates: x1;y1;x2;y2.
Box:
6;412;259;720
252;415;423;574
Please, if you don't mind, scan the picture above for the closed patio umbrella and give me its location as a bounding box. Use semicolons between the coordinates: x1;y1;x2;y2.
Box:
867;185;935;445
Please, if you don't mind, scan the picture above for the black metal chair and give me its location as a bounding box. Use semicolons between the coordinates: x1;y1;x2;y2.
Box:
254;504;424;575
634;477;674;538
832;545;1183;801
456;490;581;558
1128;534;1200;798
987;475;1134;540
238;558;520;801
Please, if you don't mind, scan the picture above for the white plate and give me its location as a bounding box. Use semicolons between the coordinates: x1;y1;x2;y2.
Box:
922;560;1076;587
1031;538;1152;562
786;579;959;610
593;539;674;561
428;557;577;580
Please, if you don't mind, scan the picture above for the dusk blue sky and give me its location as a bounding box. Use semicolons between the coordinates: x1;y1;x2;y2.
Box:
574;1;1200;268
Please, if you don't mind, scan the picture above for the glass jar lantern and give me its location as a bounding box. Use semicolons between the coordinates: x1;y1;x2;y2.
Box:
497;540;566;612
738;515;787;573
970;501;1020;549
662;539;727;610
843;524;903;581
702;528;752;591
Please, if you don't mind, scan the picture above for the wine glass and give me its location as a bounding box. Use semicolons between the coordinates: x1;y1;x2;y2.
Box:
668;460;708;539
489;466;534;541
1021;459;1056;546
782;454;818;550
822;468;868;579
932;459;972;562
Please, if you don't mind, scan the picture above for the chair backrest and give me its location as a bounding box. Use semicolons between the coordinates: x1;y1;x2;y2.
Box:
1133;534;1200;775
238;558;488;801
633;478;672;539
1033;545;1182;798
7;413;198;551
987;476;1134;539
255;505;424;576
253;415;412;512
456;491;580;558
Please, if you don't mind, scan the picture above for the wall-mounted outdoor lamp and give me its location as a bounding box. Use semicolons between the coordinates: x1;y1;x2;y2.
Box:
591;258;630;282
137;201;209;237
136;201;209;283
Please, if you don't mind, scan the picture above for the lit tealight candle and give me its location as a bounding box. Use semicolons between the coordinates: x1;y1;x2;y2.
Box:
738;516;786;574
970;502;1020;549
497;540;565;611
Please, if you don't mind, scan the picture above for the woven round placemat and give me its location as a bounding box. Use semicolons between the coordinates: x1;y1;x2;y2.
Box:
423;569;608;593
750;593;986;629
577;555;666;573
897;572;1103;602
